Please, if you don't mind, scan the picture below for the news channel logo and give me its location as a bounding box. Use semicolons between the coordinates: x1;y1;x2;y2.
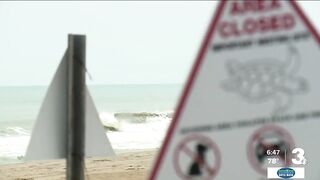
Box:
266;148;307;179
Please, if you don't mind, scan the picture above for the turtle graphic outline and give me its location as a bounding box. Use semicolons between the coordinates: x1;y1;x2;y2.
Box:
222;46;309;115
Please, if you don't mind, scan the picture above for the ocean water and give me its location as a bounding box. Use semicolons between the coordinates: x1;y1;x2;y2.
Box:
0;84;182;164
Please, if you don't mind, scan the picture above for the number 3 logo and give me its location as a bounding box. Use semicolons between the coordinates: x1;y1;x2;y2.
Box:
292;148;307;165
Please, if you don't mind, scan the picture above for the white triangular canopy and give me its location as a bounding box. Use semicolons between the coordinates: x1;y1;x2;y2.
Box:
25;50;114;161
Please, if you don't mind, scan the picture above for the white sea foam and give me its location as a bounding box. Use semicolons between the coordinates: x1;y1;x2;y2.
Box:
99;112;121;130
0;133;30;163
100;111;172;149
107;114;171;150
0;111;172;164
0;127;30;137
0;85;180;164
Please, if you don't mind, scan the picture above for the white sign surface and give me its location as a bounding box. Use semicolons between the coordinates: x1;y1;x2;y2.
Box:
26;50;115;161
150;0;320;179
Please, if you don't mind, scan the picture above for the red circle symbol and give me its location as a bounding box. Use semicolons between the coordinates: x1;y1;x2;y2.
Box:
173;134;221;180
247;125;295;175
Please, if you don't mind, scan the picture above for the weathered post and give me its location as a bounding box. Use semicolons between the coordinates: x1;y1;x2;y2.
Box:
67;34;86;180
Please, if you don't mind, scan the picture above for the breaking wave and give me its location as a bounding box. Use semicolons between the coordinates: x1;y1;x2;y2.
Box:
99;111;173;131
0;127;30;137
114;111;173;122
0;111;174;164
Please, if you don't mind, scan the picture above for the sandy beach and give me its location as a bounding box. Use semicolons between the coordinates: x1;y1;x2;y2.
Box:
0;149;157;180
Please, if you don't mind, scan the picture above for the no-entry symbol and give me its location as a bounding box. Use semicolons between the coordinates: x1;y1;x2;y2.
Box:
247;125;295;175
173;134;221;180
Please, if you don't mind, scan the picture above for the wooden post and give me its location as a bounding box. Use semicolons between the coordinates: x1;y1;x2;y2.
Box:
67;34;86;180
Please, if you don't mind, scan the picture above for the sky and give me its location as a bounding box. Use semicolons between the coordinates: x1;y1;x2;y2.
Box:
0;1;319;86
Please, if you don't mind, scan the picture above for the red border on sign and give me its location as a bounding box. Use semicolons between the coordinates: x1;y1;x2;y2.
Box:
148;1;226;178
149;1;320;179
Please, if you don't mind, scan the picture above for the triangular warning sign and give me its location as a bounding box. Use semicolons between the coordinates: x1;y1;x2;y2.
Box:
25;50;115;161
150;0;320;179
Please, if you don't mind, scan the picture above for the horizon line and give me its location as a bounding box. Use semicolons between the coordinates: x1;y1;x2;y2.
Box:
0;82;184;87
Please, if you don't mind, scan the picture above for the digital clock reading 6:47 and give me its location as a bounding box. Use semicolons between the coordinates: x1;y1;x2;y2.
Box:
266;150;280;156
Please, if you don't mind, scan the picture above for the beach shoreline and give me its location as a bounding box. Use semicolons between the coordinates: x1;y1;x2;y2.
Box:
0;149;157;180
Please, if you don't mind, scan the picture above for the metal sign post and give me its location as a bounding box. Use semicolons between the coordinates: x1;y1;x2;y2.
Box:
67;34;86;180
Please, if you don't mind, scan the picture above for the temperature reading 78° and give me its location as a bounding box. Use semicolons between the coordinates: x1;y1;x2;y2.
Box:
292;148;307;165
267;158;280;165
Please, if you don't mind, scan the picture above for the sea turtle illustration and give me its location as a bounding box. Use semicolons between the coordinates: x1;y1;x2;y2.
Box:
222;46;308;115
